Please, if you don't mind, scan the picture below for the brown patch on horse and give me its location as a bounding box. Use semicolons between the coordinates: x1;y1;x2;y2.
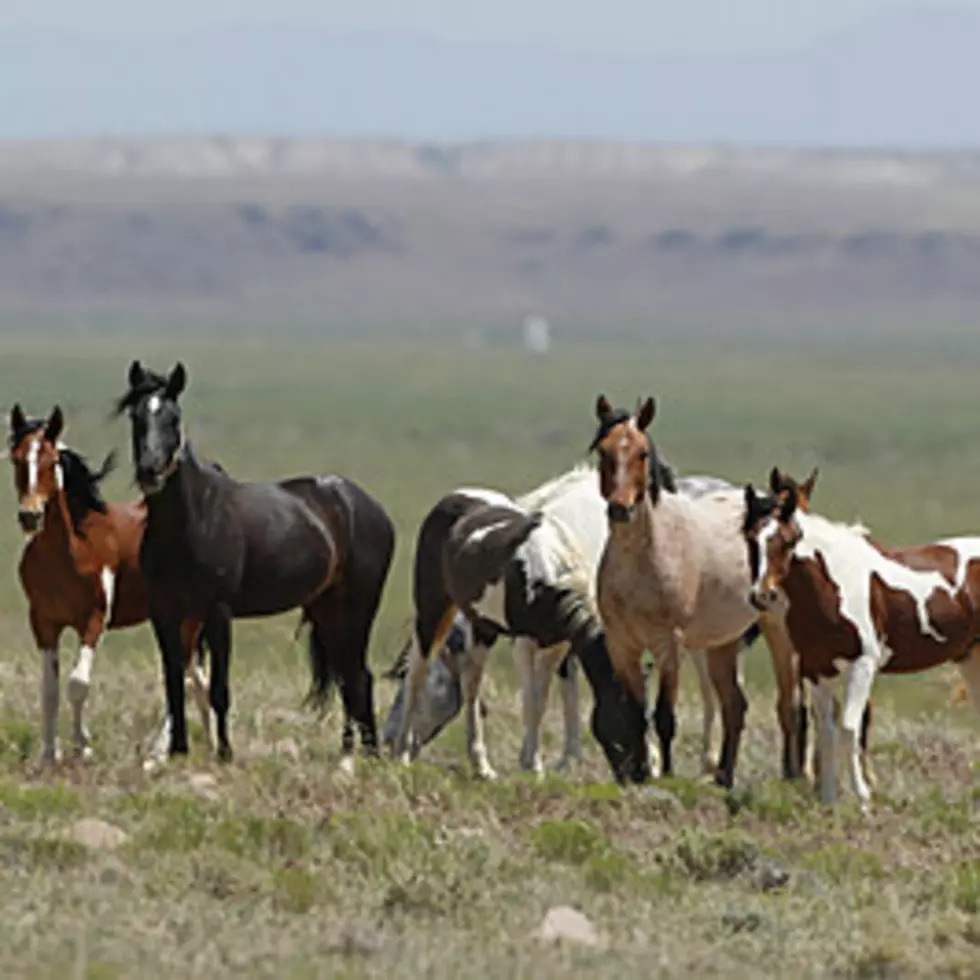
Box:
591;394;656;519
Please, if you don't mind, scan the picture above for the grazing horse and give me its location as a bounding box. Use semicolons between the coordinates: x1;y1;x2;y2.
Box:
113;360;396;772
7;404;210;763
767;467;875;788
743;479;980;810
382;464;762;780
588;394;803;788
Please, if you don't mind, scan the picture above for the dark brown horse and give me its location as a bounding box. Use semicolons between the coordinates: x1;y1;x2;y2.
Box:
113;361;396;773
8;404;209;764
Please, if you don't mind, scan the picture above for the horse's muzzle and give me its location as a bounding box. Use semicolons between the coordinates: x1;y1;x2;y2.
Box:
17;509;41;534
607;502;633;524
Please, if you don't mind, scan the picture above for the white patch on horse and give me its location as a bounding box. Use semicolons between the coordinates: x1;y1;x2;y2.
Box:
796;512;955;646
469;579;508;629
147;394;162;415
937;536;980;591
27;435;41;493
101;567;116;627
455;488;516;509
465;517;520;548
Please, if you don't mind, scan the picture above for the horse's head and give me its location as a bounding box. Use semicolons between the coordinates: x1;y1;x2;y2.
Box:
742;481;801;613
768;465;819;513
8;404;64;536
588;394;662;524
114;360;187;495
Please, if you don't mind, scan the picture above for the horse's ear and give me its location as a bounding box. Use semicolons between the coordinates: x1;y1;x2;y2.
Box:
595;394;612;420
769;466;782;495
166;362;187;400
780;484;799;524
45;406;64;444
10;403;25;435
802;466;819;500
128;360;145;389
636;397;655;431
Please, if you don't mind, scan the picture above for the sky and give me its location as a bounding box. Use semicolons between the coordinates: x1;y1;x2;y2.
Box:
6;0;976;55
4;1;980;144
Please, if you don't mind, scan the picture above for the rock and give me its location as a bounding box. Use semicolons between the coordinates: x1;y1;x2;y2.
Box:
187;772;220;802
753;861;791;893
273;738;301;762
64;818;129;852
532;906;605;948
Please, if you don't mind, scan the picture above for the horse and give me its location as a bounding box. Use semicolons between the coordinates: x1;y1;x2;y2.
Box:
588;394;803;788
767;466;875;789
7;403;211;764
112;360;396;772
381;464;763;780
743;478;980;810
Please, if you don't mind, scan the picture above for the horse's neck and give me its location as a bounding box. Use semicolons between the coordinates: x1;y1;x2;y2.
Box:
608;492;675;562
40;492;73;548
146;455;206;535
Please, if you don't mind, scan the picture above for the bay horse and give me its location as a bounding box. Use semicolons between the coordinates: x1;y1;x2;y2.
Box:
743;479;980;810
588;394;803;788
7;404;211;764
382;464;762;780
767;466;875;789
113;361;395;772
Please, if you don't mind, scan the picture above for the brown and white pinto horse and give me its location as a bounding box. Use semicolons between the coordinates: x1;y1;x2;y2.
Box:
743;479;980;810
767;467;875;788
588;394;801;788
8;405;209;763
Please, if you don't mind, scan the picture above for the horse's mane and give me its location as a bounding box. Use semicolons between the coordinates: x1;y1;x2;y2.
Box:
799;510;871;541
7;416;45;449
112;367;169;415
59;447;116;536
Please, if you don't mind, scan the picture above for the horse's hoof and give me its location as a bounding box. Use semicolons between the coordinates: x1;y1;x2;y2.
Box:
75;745;95;762
143;757;164;775
66;674;90;707
217;745;234;764
337;756;356;778
474;764;499;781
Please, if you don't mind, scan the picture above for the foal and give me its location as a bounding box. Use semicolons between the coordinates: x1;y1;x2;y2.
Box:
8;404;210;762
114;361;396;771
743;480;980;810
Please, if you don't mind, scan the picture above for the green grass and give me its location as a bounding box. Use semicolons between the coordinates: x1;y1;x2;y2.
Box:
0;332;976;977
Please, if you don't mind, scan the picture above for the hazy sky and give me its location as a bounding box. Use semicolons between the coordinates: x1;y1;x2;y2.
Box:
7;0;977;54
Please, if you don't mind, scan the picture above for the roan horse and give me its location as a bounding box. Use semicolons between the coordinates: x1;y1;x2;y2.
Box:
588;394;804;788
382;463;762;781
8;404;210;763
743;477;980;810
113;361;396;771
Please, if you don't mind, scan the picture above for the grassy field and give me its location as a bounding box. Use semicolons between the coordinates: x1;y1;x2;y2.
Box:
0;332;976;978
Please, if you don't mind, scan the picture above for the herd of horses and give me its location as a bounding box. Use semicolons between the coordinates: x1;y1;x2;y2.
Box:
6;362;978;812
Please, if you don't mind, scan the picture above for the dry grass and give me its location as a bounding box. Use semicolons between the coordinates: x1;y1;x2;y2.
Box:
0;635;976;979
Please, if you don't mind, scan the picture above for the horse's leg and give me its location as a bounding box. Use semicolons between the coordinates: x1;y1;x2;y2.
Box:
67;568;116;760
651;638;679;778
181;619;214;754
203;608;233;764
706;638;749;790
148;615;189;766
811;680;839;806
460;641;496;780
528;642;572;773
30;611;62;765
515;638;544;774
839;654;878;813
554;651;582;771
955;645;980;712
859;701;876;789
759;614;804;780
687;648;717;776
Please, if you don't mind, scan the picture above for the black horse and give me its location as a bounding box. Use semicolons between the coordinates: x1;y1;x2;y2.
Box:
114;360;396;769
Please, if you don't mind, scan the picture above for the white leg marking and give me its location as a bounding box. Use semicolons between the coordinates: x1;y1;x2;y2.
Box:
144;712;172;773
688;648;717;775
840;655;877;813
40;647;61;763
812;681;838;806
460;643;496;780
555;652;582;771
189;662;215;752
515;639;541;773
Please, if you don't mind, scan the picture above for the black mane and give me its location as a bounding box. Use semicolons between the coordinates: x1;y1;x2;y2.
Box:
112;367;170;415
7;416;44;450
59;447;117;536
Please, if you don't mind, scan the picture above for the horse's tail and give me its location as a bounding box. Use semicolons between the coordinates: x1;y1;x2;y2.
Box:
92;449;118;484
301;616;342;714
